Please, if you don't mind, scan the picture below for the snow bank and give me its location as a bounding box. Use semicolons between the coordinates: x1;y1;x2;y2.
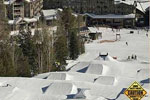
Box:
86;64;103;75
137;69;150;81
45;82;78;95
46;73;67;80
94;76;115;85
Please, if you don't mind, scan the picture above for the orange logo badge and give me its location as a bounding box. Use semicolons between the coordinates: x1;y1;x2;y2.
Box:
124;81;147;100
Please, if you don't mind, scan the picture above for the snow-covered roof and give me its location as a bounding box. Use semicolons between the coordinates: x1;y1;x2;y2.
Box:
24;17;38;23
114;0;150;12
4;0;36;5
88;27;101;33
85;13;135;19
8;17;23;25
136;2;150;12
8;17;38;25
146;7;150;11
42;9;57;20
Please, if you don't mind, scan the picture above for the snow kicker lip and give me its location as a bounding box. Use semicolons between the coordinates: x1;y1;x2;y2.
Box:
94;76;115;85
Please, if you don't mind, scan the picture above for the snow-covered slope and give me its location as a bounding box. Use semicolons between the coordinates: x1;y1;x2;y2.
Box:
0;28;149;100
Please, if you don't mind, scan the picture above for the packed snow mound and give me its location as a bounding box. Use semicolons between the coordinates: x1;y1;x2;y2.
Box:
137;69;149;81
69;62;90;72
45;82;78;95
94;76;115;85
3;88;30;100
69;62;110;75
95;55;117;62
46;73;67;80
26;94;66;100
36;72;100;83
86;64;103;75
0;78;78;100
66;60;79;70
67;72;99;83
34;72;51;79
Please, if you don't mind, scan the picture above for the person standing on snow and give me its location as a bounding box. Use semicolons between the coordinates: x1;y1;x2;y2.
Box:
126;42;128;46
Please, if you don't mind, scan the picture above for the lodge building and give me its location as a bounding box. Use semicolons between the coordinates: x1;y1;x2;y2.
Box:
44;0;149;28
3;0;43;30
2;0;149;30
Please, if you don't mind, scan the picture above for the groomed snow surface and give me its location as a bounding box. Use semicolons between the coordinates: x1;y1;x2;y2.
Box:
0;27;149;100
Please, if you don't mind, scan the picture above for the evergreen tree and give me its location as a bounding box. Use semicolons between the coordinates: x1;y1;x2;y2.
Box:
69;29;79;59
41;28;51;72
0;1;9;40
0;43;16;76
14;46;31;77
54;8;85;63
0;2;16;77
54;31;68;65
17;28;38;76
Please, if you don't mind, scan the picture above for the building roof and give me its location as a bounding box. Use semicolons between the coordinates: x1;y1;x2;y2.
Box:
24;17;38;23
8;17;38;25
8;17;23;25
42;9;57;20
88;27;101;33
114;0;150;12
4;0;36;5
85;13;135;19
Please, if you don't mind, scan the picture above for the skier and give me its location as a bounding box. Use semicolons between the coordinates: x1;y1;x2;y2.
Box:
126;42;128;46
127;56;130;60
135;55;137;60
131;55;134;59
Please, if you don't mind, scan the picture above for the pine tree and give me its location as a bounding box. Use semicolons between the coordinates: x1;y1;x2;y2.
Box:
54;31;68;65
54;8;85;63
0;43;16;76
42;28;51;72
0;2;16;77
14;46;31;77
0;1;9;40
69;29;79;59
17;28;38;76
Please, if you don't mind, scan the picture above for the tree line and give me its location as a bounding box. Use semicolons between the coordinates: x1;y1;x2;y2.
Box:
0;4;85;77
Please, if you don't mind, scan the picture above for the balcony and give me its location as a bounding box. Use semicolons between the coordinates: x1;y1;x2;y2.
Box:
14;11;21;15
14;2;22;6
14;7;21;10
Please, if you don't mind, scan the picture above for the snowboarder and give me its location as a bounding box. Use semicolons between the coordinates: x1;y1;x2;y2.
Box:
131;55;134;59
126;42;128;46
135;55;137;60
127;56;130;60
99;52;101;56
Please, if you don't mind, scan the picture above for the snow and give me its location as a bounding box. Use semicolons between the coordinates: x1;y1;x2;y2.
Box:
10;26;57;36
24;17;38;23
42;9;57;20
4;0;37;4
8;17;38;25
94;76;115;85
85;13;135;19
0;27;149;100
114;0;150;12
